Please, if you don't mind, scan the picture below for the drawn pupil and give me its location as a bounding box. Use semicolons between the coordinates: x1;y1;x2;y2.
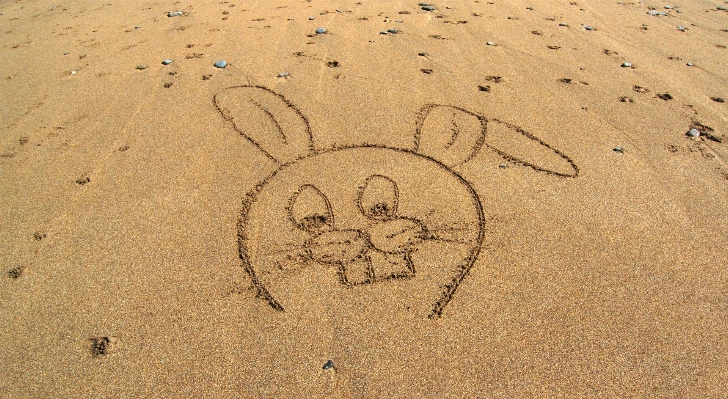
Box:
299;214;329;229
369;203;390;216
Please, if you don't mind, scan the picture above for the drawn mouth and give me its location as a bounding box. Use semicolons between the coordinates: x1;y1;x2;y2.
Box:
306;226;421;286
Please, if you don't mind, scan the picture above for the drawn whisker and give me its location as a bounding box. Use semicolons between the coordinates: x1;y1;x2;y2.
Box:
426;225;477;233
264;243;309;256
426;236;474;245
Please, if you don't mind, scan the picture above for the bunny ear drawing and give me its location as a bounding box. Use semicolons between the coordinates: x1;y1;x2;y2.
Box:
214;86;314;164
415;104;578;177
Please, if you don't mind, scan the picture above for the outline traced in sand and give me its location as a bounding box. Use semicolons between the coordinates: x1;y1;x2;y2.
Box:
213;86;578;318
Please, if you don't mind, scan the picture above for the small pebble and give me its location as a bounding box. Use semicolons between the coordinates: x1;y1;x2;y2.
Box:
686;129;700;138
309;16;315;20
336;9;342;13
582;24;595;30
162;59;173;65
418;52;427;56
486;41;495;46
134;26;140;29
422;6;436;11
498;164;507;169
418;2;431;5
686;62;693;66
388;28;399;34
315;27;327;34
214;60;227;68
168;11;183;17
613;147;624;153
664;5;672;9
63;52;69;55
278;71;289;77
136;64;148;70
621;62;632;68
323;360;334;370
71;70;76;75
719;6;727;11
395;20;403;23
677;25;686;31
380;31;388;35
559;22;568;26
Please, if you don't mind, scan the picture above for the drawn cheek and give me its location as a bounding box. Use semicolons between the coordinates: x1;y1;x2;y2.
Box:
367;219;425;254
308;230;368;264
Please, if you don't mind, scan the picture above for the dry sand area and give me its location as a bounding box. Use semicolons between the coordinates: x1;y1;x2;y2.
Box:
2;0;728;397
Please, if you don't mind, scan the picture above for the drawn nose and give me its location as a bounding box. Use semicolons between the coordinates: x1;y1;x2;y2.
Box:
367;218;425;254
308;230;368;264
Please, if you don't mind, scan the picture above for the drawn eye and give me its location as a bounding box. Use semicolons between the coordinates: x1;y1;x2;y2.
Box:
358;175;399;219
290;185;333;232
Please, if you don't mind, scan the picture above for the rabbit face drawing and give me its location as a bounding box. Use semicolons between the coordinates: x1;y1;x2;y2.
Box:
214;86;577;318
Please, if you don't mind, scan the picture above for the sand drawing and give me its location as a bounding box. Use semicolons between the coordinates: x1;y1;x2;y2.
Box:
213;86;578;318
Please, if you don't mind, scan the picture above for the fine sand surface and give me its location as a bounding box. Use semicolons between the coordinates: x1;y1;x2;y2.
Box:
1;0;727;397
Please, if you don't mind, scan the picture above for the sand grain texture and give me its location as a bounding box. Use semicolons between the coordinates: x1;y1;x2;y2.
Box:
1;0;727;397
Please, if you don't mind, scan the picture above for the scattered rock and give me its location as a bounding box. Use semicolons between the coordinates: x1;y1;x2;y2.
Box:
499;164;507;168
478;85;491;92
619;96;634;102
168;11;183;17
559;22;568;26
647;10;669;16
686;62;693;66
278;71;289;77
76;175;90;185
421;68;434;74
678;25;686;31
613;147;624;153
63;51;69;55
309;16;315;20
136;64;147;70
422;6;436;11
380;31;388;35
162;59;173;65
33;232;46;241
582;24;595;30
710;97;725;103
719;6;728;11
656;93;673;100
323;360;334;370
388;28;399;34
315;27;327;34
664;5;673;9
621;62;632;67
214;60;227;68
486;41;495;46
686;128;700;137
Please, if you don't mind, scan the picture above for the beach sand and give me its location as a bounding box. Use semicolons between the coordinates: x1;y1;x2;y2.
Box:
1;0;727;397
